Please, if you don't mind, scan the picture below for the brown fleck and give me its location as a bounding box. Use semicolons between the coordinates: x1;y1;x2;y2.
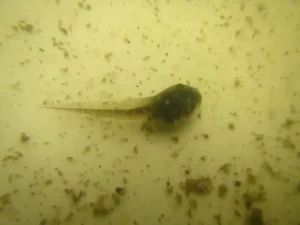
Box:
78;1;83;7
262;161;278;178
257;4;266;13
58;20;68;35
51;37;69;58
44;179;52;186
64;212;74;222
86;4;92;10
251;132;264;141
104;52;112;62
245;16;253;26
175;193;182;205
234;78;241;88
18;20;34;33
235;29;242;38
180;177;213;195
10;81;22;91
218;163;231;175
142;56;150;61
282;137;296;150
121;138;128;142
66;157;74;162
64;189;86;204
20;132;30;142
124;37;130;44
2;152;23;163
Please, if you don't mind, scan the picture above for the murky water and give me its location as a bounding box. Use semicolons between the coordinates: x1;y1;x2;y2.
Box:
0;0;300;225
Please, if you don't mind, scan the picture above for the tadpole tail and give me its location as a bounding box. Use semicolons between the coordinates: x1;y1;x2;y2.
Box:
39;105;150;120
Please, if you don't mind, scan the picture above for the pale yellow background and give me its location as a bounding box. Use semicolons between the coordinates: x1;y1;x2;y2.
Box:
0;0;300;224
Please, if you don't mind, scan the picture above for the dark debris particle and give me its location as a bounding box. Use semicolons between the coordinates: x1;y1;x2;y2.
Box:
175;193;182;205
92;195;114;217
228;123;235;130
246;171;257;185
133;145;139;154
180;177;213;195
171;136;179;144
257;4;266;13
202;133;210;139
44;179;52;186
200;156;206;161
121;138;128;142
218;184;228;198
0;193;11;205
295;181;300;193
184;169;190;176
214;213;222;225
115;187;125;195
234;180;242;187
235;210;242;217
112;193;121;206
40;219;48;225
243;189;266;210
247;208;265;225
104;52;112;61
188;198;197;210
143;56;150;61
251;132;264;141
20;132;30;142
281;118;298;129
166;181;174;194
124;38;130;44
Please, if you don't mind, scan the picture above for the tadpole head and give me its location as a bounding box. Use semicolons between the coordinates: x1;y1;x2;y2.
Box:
150;83;202;126
175;84;202;112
